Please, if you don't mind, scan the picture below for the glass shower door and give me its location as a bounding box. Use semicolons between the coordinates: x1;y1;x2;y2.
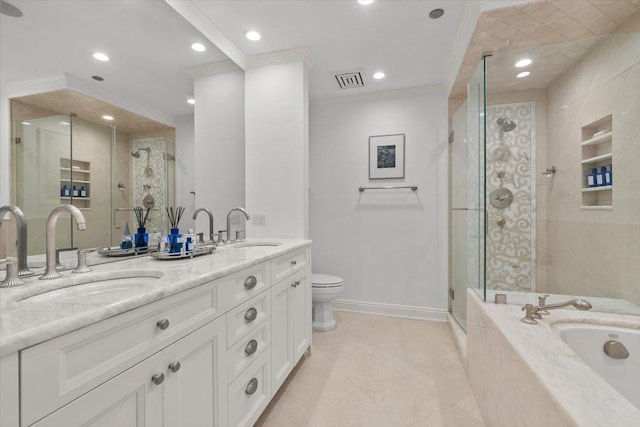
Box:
14;114;73;255
449;57;487;330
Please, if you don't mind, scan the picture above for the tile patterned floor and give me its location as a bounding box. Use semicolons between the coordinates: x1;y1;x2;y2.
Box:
256;311;485;427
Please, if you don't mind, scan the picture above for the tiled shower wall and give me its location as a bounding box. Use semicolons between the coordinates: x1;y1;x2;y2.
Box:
543;32;640;306
485;102;536;292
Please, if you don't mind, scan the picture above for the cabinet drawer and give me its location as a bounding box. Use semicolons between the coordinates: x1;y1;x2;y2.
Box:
219;261;270;312
227;319;270;384
228;349;271;427
271;247;309;283
227;290;270;347
21;282;222;427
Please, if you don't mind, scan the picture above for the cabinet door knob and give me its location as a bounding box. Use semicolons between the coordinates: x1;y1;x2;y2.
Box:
245;378;259;395
245;339;258;355
156;319;170;330
168;361;181;373
244;275;257;289
244;307;258;322
290;260;297;266
151;372;165;385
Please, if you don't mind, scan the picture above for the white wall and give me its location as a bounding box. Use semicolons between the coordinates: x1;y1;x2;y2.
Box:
175;115;195;230
245;61;309;239
193;70;245;238
310;88;449;317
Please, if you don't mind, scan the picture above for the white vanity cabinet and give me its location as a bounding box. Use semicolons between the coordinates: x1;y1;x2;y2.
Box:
0;354;19;427
31;317;227;427
271;250;311;394
3;242;312;427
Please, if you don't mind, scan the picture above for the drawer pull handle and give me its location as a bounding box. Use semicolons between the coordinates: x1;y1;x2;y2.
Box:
245;339;258;355
244;307;258;322
168;361;181;373
291;280;300;288
151;372;165;385
244;275;258;289
245;378;259;395
156;319;170;330
290;260;297;266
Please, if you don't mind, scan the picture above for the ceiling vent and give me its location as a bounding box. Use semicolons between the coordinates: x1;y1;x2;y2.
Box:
335;71;365;89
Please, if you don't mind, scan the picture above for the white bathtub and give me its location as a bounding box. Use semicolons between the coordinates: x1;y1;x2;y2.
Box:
554;323;640;409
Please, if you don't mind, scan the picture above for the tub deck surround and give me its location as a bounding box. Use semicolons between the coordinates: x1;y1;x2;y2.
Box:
481;289;640;316
0;239;311;357
467;290;640;427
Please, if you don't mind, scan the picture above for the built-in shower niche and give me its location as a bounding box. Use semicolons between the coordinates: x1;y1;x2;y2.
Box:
581;114;612;210
60;158;91;210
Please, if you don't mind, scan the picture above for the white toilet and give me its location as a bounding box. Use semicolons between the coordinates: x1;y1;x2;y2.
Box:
311;273;344;332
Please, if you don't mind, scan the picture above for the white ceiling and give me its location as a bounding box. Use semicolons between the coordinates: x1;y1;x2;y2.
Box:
0;0;228;117
192;0;468;100
1;0;522;121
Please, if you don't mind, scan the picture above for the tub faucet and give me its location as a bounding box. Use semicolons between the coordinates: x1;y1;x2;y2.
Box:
193;208;214;243
226;207;250;243
521;298;592;324
0;205;34;277
41;204;87;280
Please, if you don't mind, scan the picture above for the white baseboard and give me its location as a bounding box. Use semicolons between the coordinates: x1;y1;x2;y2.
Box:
333;299;448;322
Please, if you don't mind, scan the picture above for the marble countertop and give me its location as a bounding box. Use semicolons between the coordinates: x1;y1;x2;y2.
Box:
0;239;311;357
473;292;640;426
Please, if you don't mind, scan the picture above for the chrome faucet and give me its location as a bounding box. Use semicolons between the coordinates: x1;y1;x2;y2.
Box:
0;205;34;277
41;204;87;280
226;207;250;243
193;208;214;243
521;298;592;324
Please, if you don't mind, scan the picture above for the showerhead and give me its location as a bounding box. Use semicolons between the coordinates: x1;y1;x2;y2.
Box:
496;117;517;132
131;147;151;158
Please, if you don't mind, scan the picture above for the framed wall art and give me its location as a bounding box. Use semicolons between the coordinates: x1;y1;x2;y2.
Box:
368;134;405;179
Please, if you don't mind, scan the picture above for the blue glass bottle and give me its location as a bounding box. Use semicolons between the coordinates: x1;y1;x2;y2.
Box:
588;168;598;187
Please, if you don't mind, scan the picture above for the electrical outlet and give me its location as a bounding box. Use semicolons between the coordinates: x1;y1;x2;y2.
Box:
252;214;266;225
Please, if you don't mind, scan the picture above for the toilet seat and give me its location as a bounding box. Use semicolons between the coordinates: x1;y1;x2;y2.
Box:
312;273;343;288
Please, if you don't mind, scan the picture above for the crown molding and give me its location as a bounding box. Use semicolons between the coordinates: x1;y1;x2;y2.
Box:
444;1;482;96
310;84;444;107
164;0;248;69
247;47;316;70
188;60;242;78
0;74;67;98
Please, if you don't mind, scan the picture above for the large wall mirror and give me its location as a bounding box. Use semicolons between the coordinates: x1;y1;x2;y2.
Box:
0;0;231;261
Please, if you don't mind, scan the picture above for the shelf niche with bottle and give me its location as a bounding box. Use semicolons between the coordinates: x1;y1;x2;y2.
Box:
60;158;91;210
580;115;613;210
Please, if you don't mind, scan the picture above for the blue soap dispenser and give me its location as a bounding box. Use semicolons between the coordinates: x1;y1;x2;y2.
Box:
80;186;87;197
588;168;598;187
72;185;78;197
599;166;609;187
607;164;613;185
61;184;68;197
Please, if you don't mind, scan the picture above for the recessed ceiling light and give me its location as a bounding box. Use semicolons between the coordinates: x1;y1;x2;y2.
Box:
92;75;104;81
516;71;531;78
102;115;114;121
60;121;70;126
358;0;374;5
93;52;109;62
429;8;444;19
515;58;532;68
373;72;385;80
187;98;196;105
21;121;31;125
246;30;261;41
191;43;206;52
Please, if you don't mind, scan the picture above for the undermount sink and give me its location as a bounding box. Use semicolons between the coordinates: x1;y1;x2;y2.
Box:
231;241;283;248
12;270;164;305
